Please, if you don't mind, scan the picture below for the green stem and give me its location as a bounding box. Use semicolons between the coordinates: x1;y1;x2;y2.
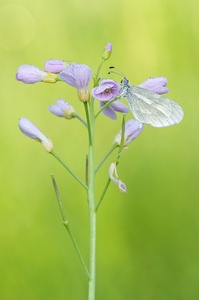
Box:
50;151;87;190
63;222;90;279
51;174;67;222
85;98;96;300
88;177;96;300
84;102;92;144
94;59;105;86
95;178;111;212
95;97;119;119
96;116;127;211
73;113;88;128
51;175;90;279
117;115;126;161
95;145;117;174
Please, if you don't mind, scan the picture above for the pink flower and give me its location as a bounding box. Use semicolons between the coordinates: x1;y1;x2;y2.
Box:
99;101;129;120
44;59;68;73
60;63;92;89
113;119;144;146
16;65;58;84
92;79;120;101
48;99;75;119
60;63;92;102
92;79;129;119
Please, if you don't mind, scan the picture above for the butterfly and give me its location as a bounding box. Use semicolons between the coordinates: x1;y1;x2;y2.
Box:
120;77;184;128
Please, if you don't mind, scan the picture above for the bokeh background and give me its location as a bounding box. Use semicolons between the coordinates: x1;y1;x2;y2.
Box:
0;0;199;299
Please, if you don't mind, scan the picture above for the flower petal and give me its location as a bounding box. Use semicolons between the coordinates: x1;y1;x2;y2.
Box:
60;63;92;90
110;100;129;113
105;42;112;52
100;102;117;120
109;163;127;192
138;77;169;94
45;60;68;73
16;65;46;84
113;119;144;146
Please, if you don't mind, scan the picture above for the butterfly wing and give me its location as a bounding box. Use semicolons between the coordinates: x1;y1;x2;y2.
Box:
125;86;184;127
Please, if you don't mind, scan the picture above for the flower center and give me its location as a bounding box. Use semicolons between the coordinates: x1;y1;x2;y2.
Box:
104;88;111;93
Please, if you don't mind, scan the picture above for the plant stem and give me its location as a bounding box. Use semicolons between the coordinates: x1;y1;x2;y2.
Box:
63;222;90;279
73;113;88;128
95;178;111;212
51;151;87;190
85;100;96;300
51;175;90;279
94;59;105;86
88;177;96;300
96;116;126;211
95;97;119;119
95;145;117;174
84;102;92;145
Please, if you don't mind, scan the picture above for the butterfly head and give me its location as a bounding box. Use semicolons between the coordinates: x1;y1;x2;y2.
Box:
121;77;129;87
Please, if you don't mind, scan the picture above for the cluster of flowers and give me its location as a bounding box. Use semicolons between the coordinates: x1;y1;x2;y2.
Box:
16;43;169;191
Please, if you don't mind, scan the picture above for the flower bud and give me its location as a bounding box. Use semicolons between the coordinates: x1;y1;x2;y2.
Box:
19;118;53;152
102;42;112;60
48;99;76;119
16;65;58;84
44;60;69;73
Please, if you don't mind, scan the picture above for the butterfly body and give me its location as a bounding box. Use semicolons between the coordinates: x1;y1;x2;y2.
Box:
120;78;184;128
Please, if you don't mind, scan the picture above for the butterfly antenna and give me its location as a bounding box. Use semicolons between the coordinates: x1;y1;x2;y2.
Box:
108;66;125;77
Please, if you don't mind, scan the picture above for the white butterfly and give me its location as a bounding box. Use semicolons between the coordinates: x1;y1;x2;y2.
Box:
120;78;184;128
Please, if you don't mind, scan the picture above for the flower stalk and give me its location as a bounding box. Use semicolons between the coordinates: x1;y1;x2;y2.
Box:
95;144;117;174
86;97;96;300
51;174;90;279
51;151;88;190
15;41;179;300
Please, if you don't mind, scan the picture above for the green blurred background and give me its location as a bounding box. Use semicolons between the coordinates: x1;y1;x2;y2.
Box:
0;0;199;299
